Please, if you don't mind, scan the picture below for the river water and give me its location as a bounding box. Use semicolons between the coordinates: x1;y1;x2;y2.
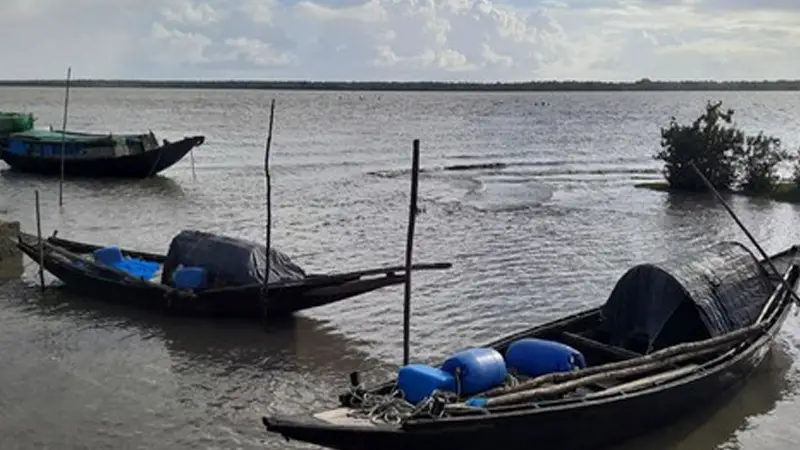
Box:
1;87;800;450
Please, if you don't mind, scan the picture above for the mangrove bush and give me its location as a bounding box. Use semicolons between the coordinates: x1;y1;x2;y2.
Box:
654;100;790;193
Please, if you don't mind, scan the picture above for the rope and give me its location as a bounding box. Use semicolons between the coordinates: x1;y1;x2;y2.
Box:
344;367;501;424
345;384;457;425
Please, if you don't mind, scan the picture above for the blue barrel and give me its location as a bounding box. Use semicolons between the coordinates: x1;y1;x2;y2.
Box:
441;347;507;396
504;338;586;378
173;266;209;289
397;364;456;404
93;246;124;266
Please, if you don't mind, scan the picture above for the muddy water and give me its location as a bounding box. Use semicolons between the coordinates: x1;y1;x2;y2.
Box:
1;87;799;449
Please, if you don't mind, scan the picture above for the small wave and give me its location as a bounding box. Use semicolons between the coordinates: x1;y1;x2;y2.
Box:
366;158;656;179
493;167;660;178
462;181;554;212
444;155;647;165
450;177;485;194
445;162;508;171
366;167;443;178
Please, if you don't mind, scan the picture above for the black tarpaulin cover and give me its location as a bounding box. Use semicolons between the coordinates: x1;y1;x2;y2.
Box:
161;230;307;287
602;241;772;352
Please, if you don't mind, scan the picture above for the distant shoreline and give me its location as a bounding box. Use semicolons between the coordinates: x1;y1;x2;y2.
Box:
1;79;800;92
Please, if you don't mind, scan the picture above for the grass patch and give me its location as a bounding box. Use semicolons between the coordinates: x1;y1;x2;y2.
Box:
635;181;800;204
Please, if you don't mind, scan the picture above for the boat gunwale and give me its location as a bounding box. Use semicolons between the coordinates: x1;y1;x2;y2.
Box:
404;296;791;428
264;245;799;435
15;231;453;296
1;134;205;161
267;300;790;435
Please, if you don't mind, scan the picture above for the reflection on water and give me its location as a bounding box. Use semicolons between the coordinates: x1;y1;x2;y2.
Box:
0;170;186;202
1;88;800;449
614;333;799;450
0;282;389;449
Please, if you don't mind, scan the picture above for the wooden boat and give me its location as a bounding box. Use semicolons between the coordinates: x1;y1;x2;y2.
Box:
0;111;35;137
14;230;452;319
262;241;800;450
0;129;204;178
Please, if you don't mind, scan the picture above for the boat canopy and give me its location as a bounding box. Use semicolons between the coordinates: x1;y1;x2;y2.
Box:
601;241;772;353
161;230;307;287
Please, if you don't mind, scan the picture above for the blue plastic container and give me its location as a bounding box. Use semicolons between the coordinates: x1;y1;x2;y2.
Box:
7;139;27;155
118;259;162;280
173;266;208;289
93;246;124;266
504;338;586;378
397;364;456;404
440;347;507;396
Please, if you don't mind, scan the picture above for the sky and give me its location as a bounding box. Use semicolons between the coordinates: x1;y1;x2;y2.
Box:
2;0;798;81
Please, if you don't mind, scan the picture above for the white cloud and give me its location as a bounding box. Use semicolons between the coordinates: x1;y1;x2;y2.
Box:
239;0;278;24
149;23;212;65
161;0;224;26
224;37;294;67
0;0;798;80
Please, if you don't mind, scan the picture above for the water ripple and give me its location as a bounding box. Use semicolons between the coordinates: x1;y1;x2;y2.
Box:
1;88;800;449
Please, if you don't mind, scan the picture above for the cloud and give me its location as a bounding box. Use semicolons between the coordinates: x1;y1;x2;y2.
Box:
0;0;798;80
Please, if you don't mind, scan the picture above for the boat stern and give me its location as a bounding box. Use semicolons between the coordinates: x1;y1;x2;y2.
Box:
262;408;404;450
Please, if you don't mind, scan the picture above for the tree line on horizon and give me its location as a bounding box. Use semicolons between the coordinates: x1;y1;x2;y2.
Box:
1;78;800;91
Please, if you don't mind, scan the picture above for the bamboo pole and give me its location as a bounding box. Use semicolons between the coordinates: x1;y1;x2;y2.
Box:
189;145;197;180
35;190;45;291
480;320;768;399
58;67;72;208
261;98;276;322
584;364;700;398
757;264;794;323
403;139;420;366
482;343;736;407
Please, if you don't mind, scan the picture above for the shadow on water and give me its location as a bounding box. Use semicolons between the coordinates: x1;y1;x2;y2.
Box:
612;339;796;450
0;169;186;199
0;279;395;449
4;280;388;377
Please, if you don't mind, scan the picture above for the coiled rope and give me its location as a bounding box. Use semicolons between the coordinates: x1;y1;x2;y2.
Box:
344;371;520;424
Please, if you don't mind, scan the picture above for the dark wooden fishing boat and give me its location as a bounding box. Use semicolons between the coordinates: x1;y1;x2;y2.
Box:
14;230;452;319
262;241;800;450
0;129;204;178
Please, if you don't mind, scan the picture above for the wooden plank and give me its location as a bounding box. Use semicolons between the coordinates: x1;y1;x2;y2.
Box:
559;331;642;360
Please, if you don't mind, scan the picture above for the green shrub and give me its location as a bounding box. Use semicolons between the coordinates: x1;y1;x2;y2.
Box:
654;101;744;192
736;132;789;193
655;100;790;193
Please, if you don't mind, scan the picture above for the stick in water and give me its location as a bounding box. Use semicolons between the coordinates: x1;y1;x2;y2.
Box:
688;161;800;306
403;139;421;366
35;190;45;292
189;145;197;180
261;98;277;321
58;67;72;208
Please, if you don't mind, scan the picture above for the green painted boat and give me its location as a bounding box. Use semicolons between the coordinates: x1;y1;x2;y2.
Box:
0;112;36;136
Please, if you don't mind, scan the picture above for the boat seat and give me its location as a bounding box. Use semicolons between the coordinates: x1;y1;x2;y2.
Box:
558;331;642;362
557;331;686;391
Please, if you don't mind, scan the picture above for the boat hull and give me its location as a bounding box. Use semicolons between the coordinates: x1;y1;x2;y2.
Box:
263;245;800;450
264;301;788;450
0;135;204;178
14;232;451;321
